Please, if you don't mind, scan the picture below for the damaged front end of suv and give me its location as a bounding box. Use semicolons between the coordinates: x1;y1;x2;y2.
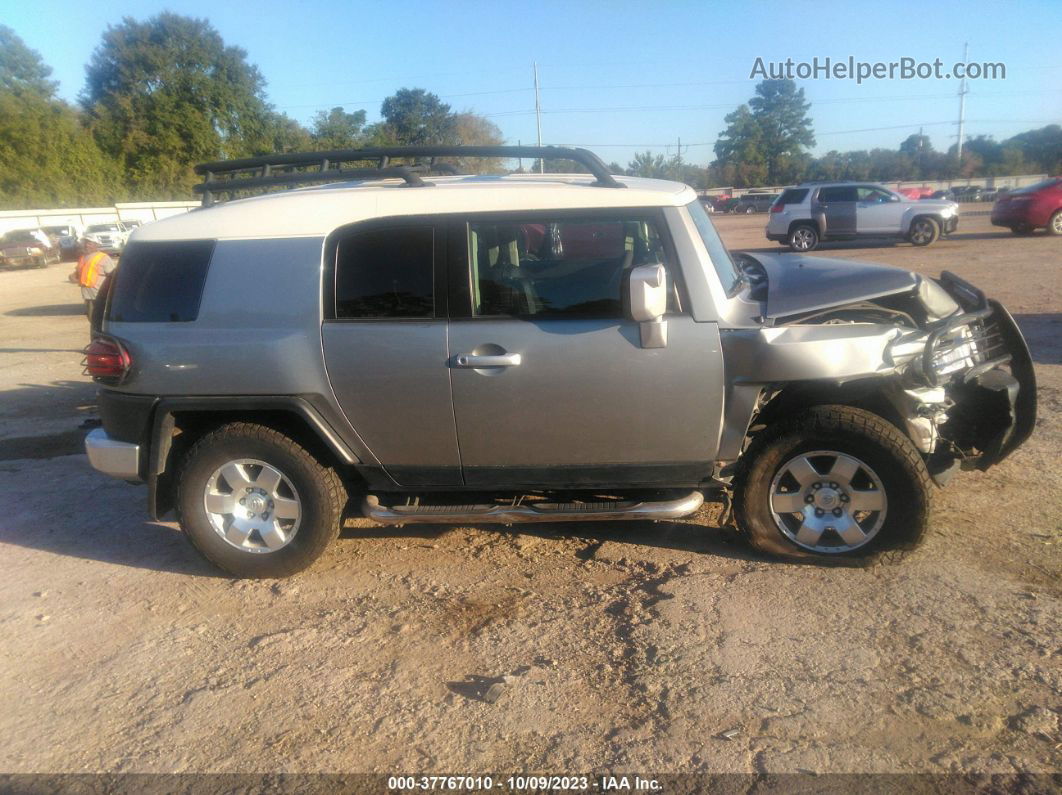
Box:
722;254;1037;484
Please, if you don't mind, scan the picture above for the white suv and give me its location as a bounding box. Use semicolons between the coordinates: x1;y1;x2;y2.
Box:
766;182;959;251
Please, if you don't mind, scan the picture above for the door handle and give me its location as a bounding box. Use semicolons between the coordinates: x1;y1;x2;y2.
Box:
452;353;522;368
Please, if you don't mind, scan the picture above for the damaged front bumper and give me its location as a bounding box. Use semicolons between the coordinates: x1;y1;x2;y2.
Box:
924;272;1036;471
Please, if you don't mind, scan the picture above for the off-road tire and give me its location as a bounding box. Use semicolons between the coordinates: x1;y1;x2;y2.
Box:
734;405;932;562
177;422;346;578
788;224;819;252
908;216;940;246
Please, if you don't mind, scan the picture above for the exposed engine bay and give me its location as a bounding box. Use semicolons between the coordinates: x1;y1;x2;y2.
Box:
721;253;1036;480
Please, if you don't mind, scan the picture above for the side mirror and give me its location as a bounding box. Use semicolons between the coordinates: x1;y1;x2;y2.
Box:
628;263;668;348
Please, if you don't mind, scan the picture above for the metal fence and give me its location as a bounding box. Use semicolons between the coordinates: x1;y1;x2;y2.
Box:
0;201;200;236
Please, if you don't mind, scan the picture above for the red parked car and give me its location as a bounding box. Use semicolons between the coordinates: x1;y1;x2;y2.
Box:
991;177;1062;235
896;186;934;200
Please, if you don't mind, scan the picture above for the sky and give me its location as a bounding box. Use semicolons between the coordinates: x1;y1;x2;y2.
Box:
3;0;1060;167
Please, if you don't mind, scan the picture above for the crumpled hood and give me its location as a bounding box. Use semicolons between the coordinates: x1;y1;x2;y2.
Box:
753;252;920;320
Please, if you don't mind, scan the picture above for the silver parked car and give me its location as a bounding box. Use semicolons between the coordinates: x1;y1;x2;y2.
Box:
766;182;960;251
82;146;1035;577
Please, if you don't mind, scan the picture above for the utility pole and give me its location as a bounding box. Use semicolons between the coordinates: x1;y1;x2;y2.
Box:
677;136;683;165
956;42;969;163
533;61;544;173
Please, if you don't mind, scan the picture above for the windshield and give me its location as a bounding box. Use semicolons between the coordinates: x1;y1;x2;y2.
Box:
685;199;741;293
87;224;121;233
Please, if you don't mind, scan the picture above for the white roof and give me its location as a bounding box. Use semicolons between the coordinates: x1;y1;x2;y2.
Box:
131;174;697;241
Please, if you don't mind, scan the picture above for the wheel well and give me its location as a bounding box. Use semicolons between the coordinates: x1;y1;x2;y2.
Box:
152;409;356;519
787;220;817;236
908;213;943;230
751;380;908;440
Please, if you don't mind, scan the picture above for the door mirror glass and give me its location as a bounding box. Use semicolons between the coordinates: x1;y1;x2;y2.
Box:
628;263;667;322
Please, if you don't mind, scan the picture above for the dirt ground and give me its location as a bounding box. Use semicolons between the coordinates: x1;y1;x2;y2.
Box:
0;210;1059;781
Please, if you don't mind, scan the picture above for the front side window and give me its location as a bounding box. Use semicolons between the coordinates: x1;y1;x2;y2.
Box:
857;187;896;203
467;216;670;318
818;186;858;203
334;226;434;319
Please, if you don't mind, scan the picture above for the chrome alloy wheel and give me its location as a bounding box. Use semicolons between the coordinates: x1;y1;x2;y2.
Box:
203;459;302;553
768;450;887;553
791;227;816;250
1052;213;1062;234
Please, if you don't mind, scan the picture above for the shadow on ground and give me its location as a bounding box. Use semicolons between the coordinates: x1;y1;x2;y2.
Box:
5;303;87;318
0;500;225;578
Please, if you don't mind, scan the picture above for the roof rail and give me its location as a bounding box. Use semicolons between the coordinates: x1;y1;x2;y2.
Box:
194;145;625;205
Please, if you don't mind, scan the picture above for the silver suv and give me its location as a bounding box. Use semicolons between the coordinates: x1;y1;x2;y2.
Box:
766;182;959;251
82;147;1034;577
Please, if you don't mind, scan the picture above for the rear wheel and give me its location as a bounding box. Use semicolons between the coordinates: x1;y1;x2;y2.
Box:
908;217;940;246
788;224;819;252
1012;224;1035;236
1048;210;1062;236
735;405;931;561
177;423;346;578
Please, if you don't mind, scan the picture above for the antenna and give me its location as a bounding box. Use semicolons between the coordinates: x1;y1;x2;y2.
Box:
956;42;969;162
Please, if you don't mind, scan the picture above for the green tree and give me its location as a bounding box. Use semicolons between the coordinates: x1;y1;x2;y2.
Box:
0;27;117;208
0;25;58;98
627;151;672;178
259;112;313;154
747;79;814;183
448;112;505;172
379;88;455;145
1002;125;1062;174
81;12;273;198
712;105;768;186
311;106;368;150
899;133;933;157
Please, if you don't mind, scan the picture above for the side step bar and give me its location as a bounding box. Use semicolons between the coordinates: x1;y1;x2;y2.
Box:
362;491;704;526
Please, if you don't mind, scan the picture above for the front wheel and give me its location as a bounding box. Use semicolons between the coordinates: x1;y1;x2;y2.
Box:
788;224;819;252
734;405;932;561
908;216;940;246
177;423;347;577
1047;210;1062;236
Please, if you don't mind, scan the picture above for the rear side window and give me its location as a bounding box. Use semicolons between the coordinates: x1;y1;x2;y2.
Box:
467;217;671;318
778;188;808;205
108;240;215;322
334;226;434;319
818;186;858;202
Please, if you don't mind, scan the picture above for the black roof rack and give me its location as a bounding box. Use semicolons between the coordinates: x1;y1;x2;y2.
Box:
193;145;624;205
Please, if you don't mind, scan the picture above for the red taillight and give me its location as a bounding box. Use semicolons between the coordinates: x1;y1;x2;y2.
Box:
83;337;131;381
770;203;784;213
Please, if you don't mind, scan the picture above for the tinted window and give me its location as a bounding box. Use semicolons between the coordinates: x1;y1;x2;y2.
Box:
857;186;895;203
818;186;858;202
778;188;809;205
108;240;215;323
468;217;670;318
335;226;434;319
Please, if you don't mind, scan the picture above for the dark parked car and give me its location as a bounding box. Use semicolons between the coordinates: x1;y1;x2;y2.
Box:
0;229;59;268
734;193;780;214
990;177;1062;235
